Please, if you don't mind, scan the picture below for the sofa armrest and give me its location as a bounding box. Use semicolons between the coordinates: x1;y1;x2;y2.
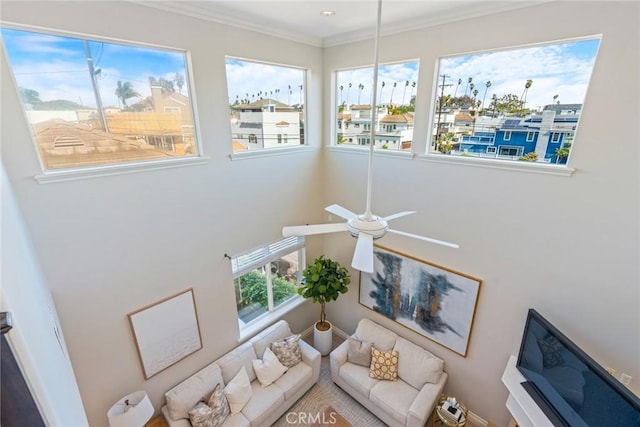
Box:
329;339;349;380
407;371;448;427
299;339;321;381
161;405;192;427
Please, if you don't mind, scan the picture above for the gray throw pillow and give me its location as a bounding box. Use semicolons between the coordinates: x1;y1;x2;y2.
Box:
347;337;372;367
271;334;302;368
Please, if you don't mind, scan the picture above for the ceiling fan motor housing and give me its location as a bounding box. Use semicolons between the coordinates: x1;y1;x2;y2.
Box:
347;215;388;239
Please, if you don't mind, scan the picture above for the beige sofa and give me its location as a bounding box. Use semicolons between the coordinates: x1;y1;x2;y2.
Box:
330;318;447;427
161;320;321;427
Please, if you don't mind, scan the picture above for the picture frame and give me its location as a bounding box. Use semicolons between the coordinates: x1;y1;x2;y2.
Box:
128;288;202;379
359;245;481;357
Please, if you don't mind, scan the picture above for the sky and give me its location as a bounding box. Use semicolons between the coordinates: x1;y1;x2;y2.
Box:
436;38;601;111
1;28;188;108
1;26;600;114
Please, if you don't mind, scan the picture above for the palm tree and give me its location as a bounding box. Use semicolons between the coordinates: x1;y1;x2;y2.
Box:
357;83;364;104
379;81;386;105
481;80;492;114
465;77;473;96
553;94;559;105
288;85;292;105
299;84;303;106
339;85;344;105
453;78;462;99
345;83;352;106
402;80;409;105
410;81;416;100
520;79;533;115
388;82;397;105
114;80;140;108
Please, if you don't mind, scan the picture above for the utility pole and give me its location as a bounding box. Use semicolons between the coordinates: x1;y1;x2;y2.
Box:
435;74;452;152
83;40;108;132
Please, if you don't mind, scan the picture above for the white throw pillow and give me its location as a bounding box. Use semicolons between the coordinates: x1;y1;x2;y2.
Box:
252;347;288;387
223;366;253;414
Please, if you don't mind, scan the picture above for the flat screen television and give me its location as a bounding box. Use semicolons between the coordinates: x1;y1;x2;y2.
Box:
517;309;640;426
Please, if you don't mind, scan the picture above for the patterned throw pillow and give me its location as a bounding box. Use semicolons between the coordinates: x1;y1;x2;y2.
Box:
538;336;565;368
187;384;230;427
347;337;372;367
369;347;399;381
270;334;302;368
206;383;230;426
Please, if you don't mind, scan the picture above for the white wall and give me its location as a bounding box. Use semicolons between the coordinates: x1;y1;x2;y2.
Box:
322;2;639;426
1;2;323;426
1;164;88;426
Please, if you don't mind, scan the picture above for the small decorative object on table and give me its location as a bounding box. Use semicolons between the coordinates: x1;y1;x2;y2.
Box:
433;394;468;426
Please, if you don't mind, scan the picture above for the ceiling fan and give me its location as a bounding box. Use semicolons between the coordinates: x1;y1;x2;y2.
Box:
282;0;459;273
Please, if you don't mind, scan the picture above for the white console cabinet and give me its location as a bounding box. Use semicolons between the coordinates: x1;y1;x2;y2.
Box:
502;355;554;427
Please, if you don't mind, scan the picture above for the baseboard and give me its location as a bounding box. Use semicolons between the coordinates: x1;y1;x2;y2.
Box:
467;410;488;426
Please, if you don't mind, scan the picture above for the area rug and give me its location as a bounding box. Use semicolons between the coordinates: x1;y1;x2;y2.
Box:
272;357;385;427
310;405;351;427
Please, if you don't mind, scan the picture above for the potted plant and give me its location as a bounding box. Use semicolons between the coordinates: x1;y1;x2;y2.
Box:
299;255;351;355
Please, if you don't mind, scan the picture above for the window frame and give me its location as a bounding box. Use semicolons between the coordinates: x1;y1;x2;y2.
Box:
230;236;306;338
423;35;600;176
225;56;309;160
1;23;206;183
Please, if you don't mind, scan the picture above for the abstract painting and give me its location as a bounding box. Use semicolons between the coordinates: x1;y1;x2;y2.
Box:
359;245;481;356
128;289;202;379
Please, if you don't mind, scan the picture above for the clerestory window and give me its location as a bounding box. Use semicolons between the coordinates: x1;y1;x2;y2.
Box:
1;26;200;172
429;37;600;166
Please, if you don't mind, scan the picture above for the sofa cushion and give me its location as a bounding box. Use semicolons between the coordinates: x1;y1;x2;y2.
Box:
270;334;302;368
241;380;285;425
165;362;224;421
224;367;253;415
222;413;251;427
252;347;288;387
393;337;443;388
370;379;419;425
369;347;399;381
218;342;258;384
354;318;398;351
347;337;372;367
273;360;312;400
250;320;292;359
339;362;379;398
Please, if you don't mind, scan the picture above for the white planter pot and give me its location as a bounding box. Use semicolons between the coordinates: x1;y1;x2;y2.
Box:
313;321;333;356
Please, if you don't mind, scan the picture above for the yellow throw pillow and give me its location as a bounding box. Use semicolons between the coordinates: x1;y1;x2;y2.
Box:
369;347;399;381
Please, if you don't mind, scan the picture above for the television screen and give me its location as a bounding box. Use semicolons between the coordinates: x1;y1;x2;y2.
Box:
517;309;640;426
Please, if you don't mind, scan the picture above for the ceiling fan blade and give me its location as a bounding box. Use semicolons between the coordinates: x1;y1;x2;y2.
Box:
387;228;460;249
382;211;416;222
282;223;348;237
352;232;374;273
325;204;358;220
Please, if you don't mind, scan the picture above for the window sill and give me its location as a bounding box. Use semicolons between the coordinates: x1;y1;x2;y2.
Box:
326;145;413;160
237;295;308;342
418;153;575;176
34;156;210;184
230;145;315;161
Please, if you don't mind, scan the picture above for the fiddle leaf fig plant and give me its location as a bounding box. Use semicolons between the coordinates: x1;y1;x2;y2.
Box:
299;256;351;330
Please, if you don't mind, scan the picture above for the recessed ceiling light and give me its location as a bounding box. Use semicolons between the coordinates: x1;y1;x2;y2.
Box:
321;10;336;17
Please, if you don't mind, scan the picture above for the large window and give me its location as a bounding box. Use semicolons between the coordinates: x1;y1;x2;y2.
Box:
225;58;306;152
335;61;419;151
231;236;305;329
430;37;600;165
1;27;199;171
